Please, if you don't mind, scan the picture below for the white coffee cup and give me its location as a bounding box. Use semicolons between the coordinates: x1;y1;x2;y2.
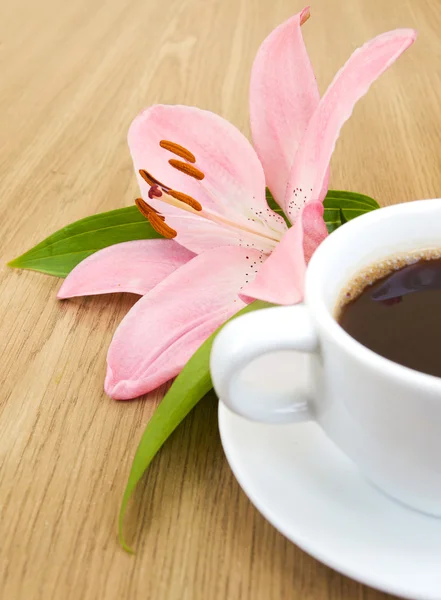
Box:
210;199;441;516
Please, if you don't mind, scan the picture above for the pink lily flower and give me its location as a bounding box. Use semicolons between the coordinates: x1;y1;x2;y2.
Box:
58;8;416;400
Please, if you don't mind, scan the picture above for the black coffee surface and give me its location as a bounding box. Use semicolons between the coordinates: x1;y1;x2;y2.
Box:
338;258;441;377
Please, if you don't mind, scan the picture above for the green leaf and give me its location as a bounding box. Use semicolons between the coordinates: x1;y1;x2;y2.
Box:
119;299;273;552
339;207;348;225
265;188;379;234
324;190;380;233
8;206;162;277
325;189;379;209
265;189;291;226
9;190;379;277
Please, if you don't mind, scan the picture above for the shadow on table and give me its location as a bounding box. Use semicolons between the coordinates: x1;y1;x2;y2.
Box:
123;392;399;600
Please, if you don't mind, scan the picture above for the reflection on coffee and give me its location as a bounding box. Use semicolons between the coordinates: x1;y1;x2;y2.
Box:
337;252;441;377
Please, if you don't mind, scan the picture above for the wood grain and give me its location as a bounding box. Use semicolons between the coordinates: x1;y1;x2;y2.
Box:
0;0;439;598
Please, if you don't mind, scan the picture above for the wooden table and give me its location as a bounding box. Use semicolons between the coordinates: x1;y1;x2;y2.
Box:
1;0;439;598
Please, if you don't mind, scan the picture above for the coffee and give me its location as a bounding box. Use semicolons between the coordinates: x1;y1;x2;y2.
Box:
337;252;441;377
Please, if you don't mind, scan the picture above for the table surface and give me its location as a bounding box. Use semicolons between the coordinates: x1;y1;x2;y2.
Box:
1;0;440;598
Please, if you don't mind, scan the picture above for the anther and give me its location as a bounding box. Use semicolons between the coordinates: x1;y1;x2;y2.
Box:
135;198;177;238
135;197;153;219
160;140;196;163
168;189;202;211
148;212;177;239
139;169;168;190
135;197;163;218
169;160;205;180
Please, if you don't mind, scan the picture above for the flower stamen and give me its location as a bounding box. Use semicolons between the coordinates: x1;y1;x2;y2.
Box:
135;197;156;218
159;140;196;163
148;212;177;238
167;189;202;211
139;169;169;190
169;159;205;180
137;165;281;247
135;197;177;239
148;184;163;199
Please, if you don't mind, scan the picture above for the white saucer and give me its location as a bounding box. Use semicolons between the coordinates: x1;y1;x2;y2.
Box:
219;377;441;599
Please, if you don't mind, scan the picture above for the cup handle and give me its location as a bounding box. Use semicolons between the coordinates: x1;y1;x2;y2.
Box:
210;305;318;424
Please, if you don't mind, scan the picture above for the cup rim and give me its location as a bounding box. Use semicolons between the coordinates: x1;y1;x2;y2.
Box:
306;198;441;392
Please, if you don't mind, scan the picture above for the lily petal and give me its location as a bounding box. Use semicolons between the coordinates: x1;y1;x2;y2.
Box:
250;7;319;208
285;28;416;220
241;202;327;305
128;105;286;254
57;240;195;298
105;245;266;399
